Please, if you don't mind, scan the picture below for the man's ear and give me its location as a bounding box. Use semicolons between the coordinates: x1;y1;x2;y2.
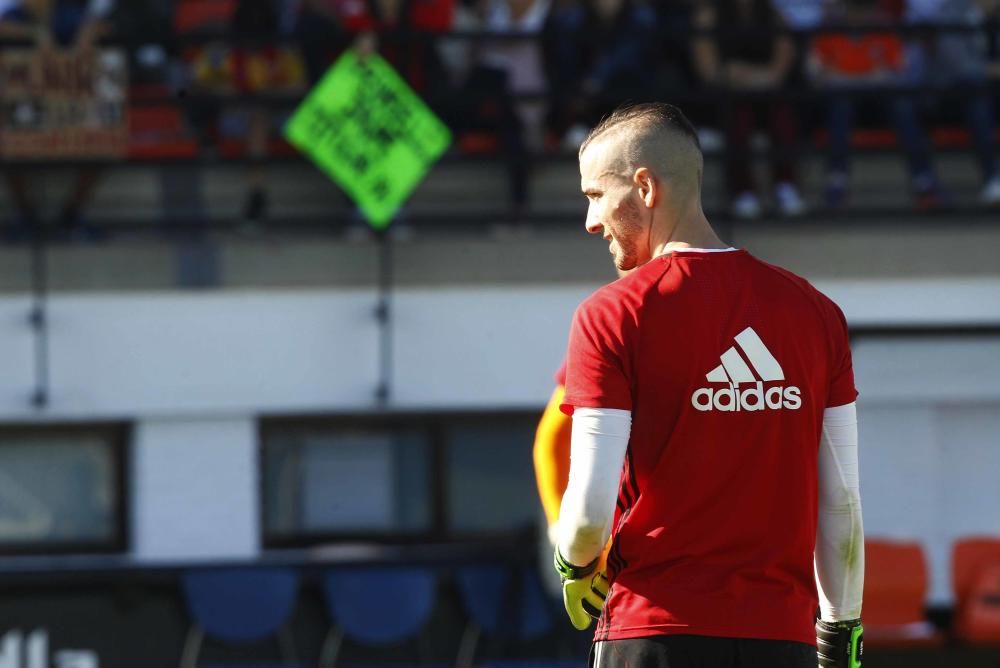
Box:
634;167;657;209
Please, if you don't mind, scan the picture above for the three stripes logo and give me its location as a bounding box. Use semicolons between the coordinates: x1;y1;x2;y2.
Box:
691;327;802;412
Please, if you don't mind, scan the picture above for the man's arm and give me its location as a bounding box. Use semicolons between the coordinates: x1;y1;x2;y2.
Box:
552;407;630;630
815;401;865;668
556;407;631;567
533;385;573;537
554;290;635;629
690;4;722;85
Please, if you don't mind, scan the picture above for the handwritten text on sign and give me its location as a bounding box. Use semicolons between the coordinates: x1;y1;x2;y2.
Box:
0;48;128;159
284;51;451;229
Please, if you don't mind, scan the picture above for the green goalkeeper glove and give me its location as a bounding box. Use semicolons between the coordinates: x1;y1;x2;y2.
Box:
816;619;863;668
553;547;609;630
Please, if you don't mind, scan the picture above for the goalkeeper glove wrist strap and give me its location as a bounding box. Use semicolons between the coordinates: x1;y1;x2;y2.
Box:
816;619;863;668
553;547;599;581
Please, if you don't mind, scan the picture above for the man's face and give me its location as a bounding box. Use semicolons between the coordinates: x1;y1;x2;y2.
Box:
579;140;650;271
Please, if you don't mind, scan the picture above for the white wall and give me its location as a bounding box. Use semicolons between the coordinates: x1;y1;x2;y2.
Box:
854;337;1000;604
392;285;595;408
23;291;380;419
0;296;36;411
1;278;997;420
1;278;999;600
132;417;259;561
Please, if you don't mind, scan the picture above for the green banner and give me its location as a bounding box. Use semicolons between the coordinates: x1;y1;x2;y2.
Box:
284;51;452;230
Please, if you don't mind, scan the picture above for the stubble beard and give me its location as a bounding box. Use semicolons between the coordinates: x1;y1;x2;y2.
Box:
612;200;644;271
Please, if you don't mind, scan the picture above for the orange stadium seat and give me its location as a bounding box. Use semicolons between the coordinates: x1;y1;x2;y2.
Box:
863;539;944;647
953;537;1000;645
953;537;1000;604
955;564;1000;645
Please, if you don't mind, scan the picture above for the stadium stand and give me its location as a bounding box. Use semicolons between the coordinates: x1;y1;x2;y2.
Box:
2;2;998;239
863;539;944;648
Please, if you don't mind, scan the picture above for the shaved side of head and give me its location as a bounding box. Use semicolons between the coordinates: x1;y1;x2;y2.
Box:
580;103;704;200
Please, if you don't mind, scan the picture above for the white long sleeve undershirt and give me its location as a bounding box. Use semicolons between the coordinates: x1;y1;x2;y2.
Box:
556;408;631;567
815;402;865;621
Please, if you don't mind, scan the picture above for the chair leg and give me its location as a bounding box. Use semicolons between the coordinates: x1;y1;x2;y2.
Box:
276;624;300;666
178;626;203;668
455;623;480;668
318;627;345;668
417;629;434;663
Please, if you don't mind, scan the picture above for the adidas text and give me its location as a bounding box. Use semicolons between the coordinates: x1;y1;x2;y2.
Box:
691;382;802;412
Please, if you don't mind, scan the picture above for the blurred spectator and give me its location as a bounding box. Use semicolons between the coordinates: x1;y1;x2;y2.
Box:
905;0;1000;205
984;0;1000;77
434;0;531;219
656;0;696;86
0;0;111;46
296;0;350;83
772;0;826;29
479;0;550;151
335;0;453;90
692;0;806;219
770;0;824;90
177;0;307;227
107;0;174;85
0;0;113;242
542;0;658;149
231;0;283;224
808;0;947;209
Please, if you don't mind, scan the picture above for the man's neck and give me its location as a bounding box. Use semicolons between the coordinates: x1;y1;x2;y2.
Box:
650;207;727;257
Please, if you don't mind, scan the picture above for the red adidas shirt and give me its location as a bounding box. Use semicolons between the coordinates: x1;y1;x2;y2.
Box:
561;249;857;645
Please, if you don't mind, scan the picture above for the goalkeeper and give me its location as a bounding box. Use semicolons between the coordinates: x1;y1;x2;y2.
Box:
553;102;864;668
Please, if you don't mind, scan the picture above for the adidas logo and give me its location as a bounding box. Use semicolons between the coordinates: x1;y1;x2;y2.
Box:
691;327;802;412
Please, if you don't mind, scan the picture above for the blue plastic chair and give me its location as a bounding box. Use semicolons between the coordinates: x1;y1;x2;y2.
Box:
454;565;554;668
179;567;302;668
319;567;438;668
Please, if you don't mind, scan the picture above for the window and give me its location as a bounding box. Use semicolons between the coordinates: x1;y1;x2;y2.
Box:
260;413;541;546
0;425;128;554
261;423;433;544
446;419;538;534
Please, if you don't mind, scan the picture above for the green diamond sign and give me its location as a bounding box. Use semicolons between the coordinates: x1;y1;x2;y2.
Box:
284;51;452;230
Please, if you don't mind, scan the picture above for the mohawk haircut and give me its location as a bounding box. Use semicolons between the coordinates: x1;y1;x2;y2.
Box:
579;102;701;158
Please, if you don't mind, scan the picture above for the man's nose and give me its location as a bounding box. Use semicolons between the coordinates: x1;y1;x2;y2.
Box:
585;216;603;235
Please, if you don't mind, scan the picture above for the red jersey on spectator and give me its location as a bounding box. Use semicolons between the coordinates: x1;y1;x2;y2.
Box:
813;34;904;75
561;249;857;645
333;0;453;92
334;0;453;32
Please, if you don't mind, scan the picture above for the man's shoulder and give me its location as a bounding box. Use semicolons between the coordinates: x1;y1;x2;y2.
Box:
749;254;846;322
749;254;821;297
575;281;630;328
578;259;666;317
